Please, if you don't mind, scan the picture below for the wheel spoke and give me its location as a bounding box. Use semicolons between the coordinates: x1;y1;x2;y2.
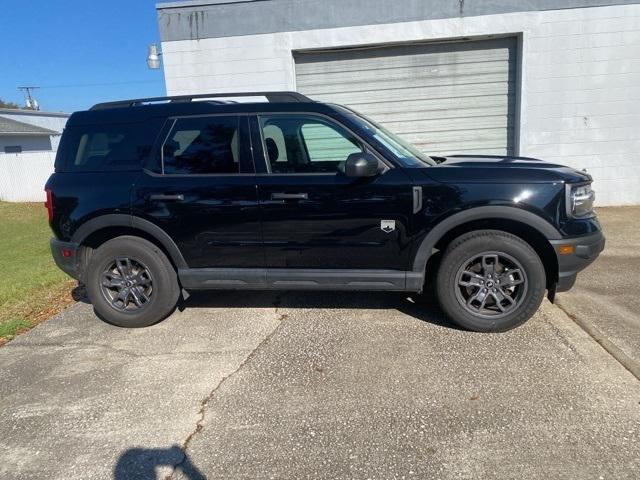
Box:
467;289;488;310
458;272;485;288
130;287;147;307
498;269;524;288
102;273;125;288
116;258;132;278
132;271;151;286
492;288;515;312
481;254;499;277
116;287;130;307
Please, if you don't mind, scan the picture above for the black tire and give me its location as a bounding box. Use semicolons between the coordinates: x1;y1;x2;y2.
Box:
436;230;546;332
85;236;180;328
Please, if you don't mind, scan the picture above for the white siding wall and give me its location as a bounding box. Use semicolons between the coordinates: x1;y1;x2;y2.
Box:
161;4;640;206
0;135;53;152
0;151;55;202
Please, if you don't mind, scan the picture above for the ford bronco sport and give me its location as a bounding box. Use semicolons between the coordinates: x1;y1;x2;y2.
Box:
46;91;604;332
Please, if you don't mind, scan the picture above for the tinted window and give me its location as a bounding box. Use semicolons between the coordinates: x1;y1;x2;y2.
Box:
301;123;361;162
259;115;363;174
56;122;157;172
163;116;240;175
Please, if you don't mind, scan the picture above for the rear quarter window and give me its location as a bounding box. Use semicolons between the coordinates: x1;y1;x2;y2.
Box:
55;121;161;172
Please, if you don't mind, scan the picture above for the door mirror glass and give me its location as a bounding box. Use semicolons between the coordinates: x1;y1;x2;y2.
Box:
344;152;379;178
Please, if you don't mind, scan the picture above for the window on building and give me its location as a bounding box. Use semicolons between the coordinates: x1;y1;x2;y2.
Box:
4;146;22;153
163;116;240;175
259;115;363;174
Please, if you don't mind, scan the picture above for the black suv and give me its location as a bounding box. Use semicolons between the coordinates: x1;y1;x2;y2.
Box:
46;91;604;332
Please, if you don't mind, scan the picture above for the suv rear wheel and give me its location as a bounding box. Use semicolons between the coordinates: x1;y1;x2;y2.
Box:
85;236;180;328
436;230;545;332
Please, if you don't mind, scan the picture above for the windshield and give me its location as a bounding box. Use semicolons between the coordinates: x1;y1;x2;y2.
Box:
348;113;437;167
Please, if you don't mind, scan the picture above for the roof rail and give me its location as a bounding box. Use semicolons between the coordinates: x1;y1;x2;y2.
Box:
90;91;312;110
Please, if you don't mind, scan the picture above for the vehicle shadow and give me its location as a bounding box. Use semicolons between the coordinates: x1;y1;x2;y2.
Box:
75;277;461;331
114;445;205;480
179;289;462;330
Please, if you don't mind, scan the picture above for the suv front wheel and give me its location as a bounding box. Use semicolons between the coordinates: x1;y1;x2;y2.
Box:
85;236;180;328
436;230;546;332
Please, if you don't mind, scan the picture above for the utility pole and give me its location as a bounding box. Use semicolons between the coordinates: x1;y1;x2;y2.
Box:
18;86;40;110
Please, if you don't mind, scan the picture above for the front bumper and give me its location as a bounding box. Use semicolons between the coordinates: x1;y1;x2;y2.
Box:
50;238;81;280
550;230;605;292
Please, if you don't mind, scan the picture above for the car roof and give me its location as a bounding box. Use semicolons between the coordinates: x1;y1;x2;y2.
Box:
67;92;351;126
67;101;351;126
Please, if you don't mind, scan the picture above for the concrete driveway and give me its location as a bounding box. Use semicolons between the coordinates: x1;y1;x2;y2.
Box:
1;287;639;479
557;206;640;378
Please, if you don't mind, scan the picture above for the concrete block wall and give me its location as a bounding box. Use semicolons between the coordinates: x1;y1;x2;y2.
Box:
161;4;640;205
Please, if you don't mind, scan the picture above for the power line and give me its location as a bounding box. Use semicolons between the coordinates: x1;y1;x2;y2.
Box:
36;79;163;89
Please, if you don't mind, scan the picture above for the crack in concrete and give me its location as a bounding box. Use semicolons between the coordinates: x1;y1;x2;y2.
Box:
555;301;640;381
166;299;288;479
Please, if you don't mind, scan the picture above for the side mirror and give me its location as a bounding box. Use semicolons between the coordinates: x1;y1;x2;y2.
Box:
344;152;379;178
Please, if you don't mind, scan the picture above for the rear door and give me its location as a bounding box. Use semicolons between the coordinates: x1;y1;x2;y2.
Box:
132;114;262;269
251;113;414;271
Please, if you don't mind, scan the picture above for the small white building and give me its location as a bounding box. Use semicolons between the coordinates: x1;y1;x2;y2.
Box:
0;109;69;202
0;109;69;153
156;0;640;206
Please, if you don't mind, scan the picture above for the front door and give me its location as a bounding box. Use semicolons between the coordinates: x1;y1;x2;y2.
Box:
252;113;413;271
132;115;262;269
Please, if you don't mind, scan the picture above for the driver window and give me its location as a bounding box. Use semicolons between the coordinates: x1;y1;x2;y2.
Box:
259;115;363;174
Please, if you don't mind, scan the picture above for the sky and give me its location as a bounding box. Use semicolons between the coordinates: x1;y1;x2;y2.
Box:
0;0;166;113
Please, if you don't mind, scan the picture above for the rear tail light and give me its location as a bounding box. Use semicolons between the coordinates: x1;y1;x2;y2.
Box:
45;189;53;222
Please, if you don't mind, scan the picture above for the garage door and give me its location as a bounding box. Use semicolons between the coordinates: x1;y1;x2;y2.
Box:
295;37;517;156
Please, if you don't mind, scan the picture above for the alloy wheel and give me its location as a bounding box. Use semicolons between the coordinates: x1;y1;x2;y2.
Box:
100;257;153;312
454;251;528;318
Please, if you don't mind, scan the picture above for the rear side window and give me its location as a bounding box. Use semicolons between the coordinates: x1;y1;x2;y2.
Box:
56;122;157;172
162;116;240;175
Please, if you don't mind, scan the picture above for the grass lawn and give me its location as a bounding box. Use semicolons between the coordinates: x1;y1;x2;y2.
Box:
0;202;75;345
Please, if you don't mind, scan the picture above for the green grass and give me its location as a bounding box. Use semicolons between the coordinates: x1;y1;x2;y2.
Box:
0;202;74;344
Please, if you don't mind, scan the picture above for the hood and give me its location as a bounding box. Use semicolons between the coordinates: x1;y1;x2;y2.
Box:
427;154;592;184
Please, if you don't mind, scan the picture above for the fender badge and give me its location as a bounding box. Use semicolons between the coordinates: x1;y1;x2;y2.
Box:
381;220;396;233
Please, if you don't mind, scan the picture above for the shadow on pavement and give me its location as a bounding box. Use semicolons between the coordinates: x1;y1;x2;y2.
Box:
114;445;205;480
179;289;461;330
75;273;460;330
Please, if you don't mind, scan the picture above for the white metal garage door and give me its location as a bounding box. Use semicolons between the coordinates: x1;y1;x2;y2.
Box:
295;37;517;156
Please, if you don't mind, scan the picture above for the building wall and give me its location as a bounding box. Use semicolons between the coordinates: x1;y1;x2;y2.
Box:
160;4;640;206
0;135;53;153
0;111;69;150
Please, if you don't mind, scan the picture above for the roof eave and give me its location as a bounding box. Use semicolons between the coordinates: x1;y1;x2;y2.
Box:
0;132;58;136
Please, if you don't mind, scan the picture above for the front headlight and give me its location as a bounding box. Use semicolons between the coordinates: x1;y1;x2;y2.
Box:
567;183;595;218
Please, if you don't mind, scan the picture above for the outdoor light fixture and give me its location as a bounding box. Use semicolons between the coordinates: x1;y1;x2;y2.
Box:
146;43;162;69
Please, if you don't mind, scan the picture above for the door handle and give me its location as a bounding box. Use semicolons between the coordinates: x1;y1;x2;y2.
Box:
412;186;423;214
271;192;309;201
149;194;184;201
